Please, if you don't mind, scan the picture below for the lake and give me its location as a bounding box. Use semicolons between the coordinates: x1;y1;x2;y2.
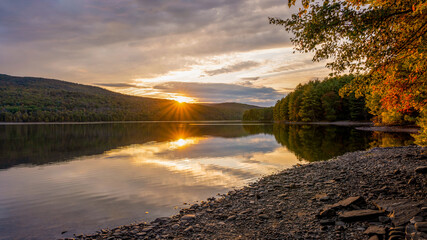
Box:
0;122;415;239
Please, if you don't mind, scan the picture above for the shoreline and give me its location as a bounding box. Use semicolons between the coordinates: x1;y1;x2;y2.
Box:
1;121;420;134
69;146;427;240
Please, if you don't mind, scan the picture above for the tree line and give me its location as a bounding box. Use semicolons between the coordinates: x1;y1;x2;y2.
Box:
273;75;370;122
242;107;273;121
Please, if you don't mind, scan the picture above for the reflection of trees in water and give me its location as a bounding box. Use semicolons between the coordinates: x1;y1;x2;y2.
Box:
0;123;250;169
1;123;415;169
243;124;415;162
369;132;415;148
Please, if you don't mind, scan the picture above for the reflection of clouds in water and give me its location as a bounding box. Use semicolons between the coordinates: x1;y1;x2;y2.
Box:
155;135;279;159
0;133;301;239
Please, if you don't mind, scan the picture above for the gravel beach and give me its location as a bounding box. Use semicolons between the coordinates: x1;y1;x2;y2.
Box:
67;146;427;240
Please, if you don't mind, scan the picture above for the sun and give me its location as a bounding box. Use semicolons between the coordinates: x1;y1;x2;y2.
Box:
171;95;196;103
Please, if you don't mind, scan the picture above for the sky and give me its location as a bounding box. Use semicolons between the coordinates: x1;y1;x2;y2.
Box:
0;0;331;106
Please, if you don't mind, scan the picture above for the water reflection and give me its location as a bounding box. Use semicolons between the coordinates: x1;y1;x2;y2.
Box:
0;123;415;240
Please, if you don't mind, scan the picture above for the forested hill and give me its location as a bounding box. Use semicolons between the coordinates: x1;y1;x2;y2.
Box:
0;74;260;122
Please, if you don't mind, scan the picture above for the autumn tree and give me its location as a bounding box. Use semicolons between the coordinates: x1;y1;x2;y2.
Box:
270;0;426;142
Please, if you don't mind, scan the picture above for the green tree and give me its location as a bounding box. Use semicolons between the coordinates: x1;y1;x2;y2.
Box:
321;91;341;121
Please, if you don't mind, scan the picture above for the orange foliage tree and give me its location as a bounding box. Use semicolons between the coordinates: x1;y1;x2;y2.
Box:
270;0;426;143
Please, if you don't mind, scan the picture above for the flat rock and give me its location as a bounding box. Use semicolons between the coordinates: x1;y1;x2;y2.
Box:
339;209;384;222
181;214;196;221
415;166;427;174
332;196;365;209
364;226;386;235
373;200;422;226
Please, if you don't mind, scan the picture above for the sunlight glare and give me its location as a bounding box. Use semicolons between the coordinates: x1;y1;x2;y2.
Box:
171;96;196;103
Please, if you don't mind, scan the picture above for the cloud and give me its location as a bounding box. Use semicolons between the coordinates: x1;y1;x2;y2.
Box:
0;0;295;83
153;82;283;106
94;83;143;88
240;77;260;81
204;61;261;76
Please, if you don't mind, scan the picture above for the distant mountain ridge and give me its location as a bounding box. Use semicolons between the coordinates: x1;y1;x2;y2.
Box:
0;74;261;122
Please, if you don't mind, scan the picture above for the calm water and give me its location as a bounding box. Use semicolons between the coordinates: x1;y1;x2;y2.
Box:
0;122;415;239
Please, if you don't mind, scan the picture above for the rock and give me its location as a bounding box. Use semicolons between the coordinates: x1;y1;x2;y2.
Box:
408;177;417;185
319;219;335;226
389;226;405;232
368;235;380;240
415;222;427;232
226;215;236;221
181;214;196;221
317;208;336;218
379;216;390;223
364;226;386;235
171;224;179;230
184;226;193;232
141;227;153;232
338;209;385;222
319;196;330;201
388;236;404;240
153;217;171;223
335;221;345;226
331;196;365;209
389;230;405;236
259;214;269;220
415;166;427;174
373;200;422;226
410;216;423;223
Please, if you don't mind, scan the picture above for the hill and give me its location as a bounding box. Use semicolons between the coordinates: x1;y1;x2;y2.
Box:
0;74;260;122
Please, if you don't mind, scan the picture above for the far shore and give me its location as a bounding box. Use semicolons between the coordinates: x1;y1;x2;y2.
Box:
0;120;421;133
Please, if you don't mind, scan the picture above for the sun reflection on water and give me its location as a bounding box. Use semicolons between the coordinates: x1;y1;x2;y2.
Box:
168;138;200;149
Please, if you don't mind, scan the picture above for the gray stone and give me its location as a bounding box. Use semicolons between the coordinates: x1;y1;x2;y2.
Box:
319;219;335;226
335;221;345;226
171;224;179;230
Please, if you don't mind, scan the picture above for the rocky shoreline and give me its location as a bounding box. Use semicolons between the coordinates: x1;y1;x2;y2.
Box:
67;146;426;240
